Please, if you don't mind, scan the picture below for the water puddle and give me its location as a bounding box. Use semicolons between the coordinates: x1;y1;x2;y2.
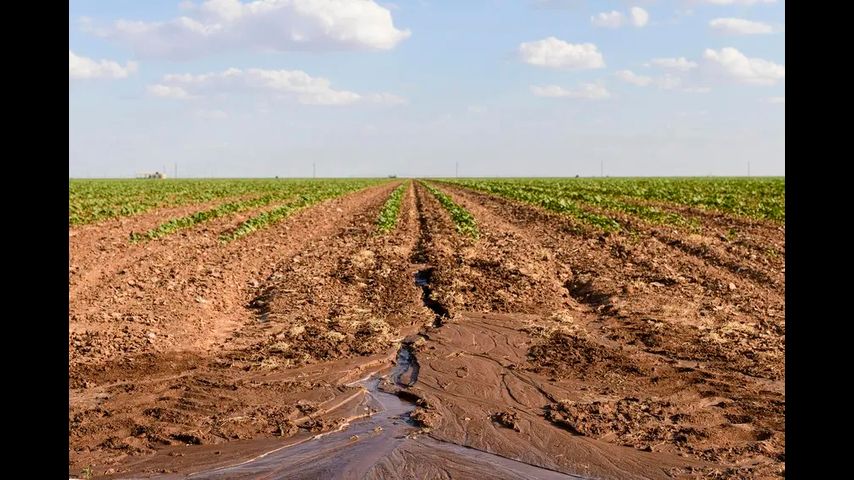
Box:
184;343;420;479
181;339;582;479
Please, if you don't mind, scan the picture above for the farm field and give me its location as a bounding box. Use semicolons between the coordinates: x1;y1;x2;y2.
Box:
69;178;785;479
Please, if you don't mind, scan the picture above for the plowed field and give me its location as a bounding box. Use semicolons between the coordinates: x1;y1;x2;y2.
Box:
69;178;785;479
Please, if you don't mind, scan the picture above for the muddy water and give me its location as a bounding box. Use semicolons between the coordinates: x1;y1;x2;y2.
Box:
165;264;584;480
185;379;414;478
175;339;583;480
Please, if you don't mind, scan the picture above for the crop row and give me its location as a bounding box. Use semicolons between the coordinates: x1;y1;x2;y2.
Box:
443;180;621;231
421;182;479;238
444;177;783;223
376;182;409;233
220;180;381;242
130;193;292;242
70;179;359;226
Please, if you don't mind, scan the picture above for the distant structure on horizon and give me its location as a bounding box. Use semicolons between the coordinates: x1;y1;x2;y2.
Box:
136;171;167;179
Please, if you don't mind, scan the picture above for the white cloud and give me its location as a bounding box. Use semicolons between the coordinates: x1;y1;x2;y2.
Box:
364;92;408;105
148;84;193;99
699;0;775;5
650;57;698;71
629;7;649;27
618;69;712;93
615;70;652;86
765;96;784;104
656;74;683;90
148;67;405;106
101;0;410;59
703;47;784;85
531;83;610;100
69;50;138;80
518;37;605;69
591;7;648;28
591;11;624;28
614;66;712;93
709;18;773;35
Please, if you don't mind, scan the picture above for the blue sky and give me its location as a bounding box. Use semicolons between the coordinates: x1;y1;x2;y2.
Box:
69;0;785;178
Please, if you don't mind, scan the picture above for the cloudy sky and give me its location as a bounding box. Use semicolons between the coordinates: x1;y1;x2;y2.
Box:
69;0;785;178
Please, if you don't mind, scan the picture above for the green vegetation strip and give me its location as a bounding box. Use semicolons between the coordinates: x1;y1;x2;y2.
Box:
131;193;292;242
70;179;278;225
69;178;384;226
421;182;479;238
220;180;381;243
377;182;408;233
444;180;620;231
509;183;691;228
442;177;784;223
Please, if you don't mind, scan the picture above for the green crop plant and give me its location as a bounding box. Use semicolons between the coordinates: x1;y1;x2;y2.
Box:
421;182;479;238
376;182;408;233
439;177;784;224
220;180;381;242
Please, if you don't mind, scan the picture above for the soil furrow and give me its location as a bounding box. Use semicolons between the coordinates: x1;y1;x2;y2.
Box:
414;182;784;478
69;195;255;297
70;183;408;472
437;182;783;374
70;178;784;480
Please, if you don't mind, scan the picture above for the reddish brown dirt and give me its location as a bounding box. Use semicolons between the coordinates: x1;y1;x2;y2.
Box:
430;182;785;478
70;183;407;472
68;194;271;297
69;180;784;479
403;313;706;480
635;198;785;260
223;180;430;368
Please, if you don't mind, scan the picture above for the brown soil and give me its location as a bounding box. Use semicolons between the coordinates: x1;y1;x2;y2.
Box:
69;180;784;479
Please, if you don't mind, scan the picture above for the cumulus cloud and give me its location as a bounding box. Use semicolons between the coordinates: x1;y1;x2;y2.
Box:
649;57;698;71
655;74;683;90
518;37;605;69
363;92;408;105
629;7;649;27
703;47;784;85
615;70;652;86
591;11;624;28
100;0;410;59
617;68;710;93
147;67;405;106
69;50;138;80
147;84;193;99
591;7;648;28
531;83;610;100
635;48;780;90
709;18;773;35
